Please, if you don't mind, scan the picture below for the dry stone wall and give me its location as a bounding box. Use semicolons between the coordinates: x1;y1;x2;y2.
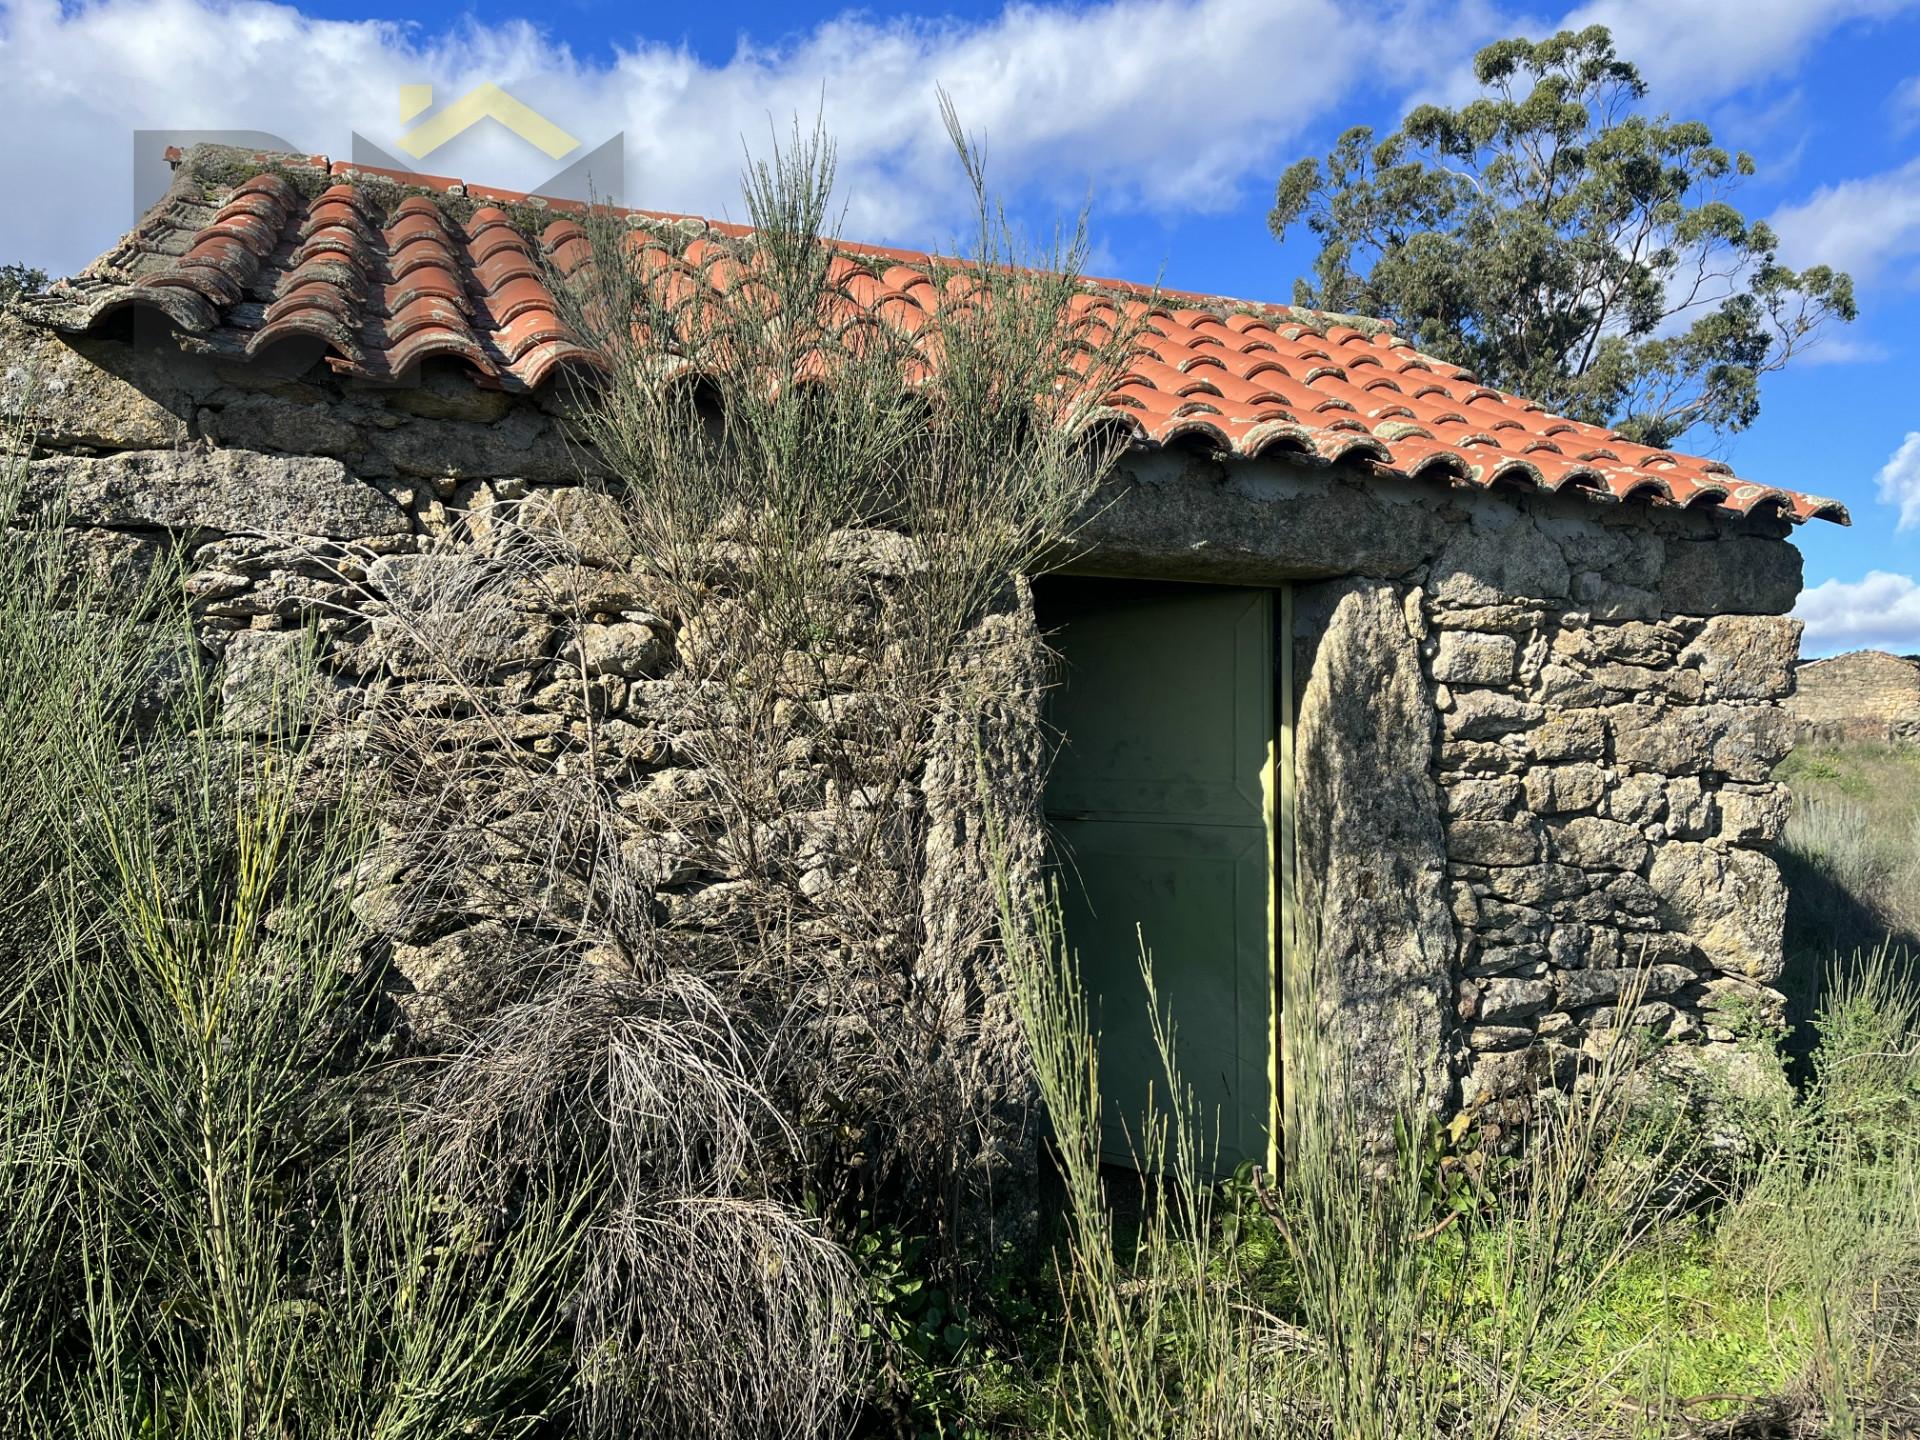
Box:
1787;650;1920;745
6;311;1814;1155
1282;536;1798;1136
5;314;1052;1235
1421;537;1800;1134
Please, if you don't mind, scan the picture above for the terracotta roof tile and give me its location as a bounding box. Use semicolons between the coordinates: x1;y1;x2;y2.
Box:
34;148;1849;527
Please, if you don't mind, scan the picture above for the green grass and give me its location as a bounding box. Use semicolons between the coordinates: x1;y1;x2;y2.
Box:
1775;743;1920;1075
1776;742;1920;804
1526;1228;1803;1421
1776;743;1920;938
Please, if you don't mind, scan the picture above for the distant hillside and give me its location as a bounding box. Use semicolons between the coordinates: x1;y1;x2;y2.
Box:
1788;650;1920;743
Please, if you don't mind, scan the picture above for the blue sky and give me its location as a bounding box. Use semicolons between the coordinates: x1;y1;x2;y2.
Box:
3;0;1916;652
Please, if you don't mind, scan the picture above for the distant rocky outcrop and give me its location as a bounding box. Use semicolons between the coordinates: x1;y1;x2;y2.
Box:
1787;650;1920;744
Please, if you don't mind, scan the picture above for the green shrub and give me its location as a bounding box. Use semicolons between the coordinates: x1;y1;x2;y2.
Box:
0;385;582;1438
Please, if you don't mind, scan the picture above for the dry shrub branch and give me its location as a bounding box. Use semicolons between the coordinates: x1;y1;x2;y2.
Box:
316;110;1147;1437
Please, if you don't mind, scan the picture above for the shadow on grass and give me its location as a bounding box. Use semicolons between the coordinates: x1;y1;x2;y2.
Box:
1777;843;1920;1079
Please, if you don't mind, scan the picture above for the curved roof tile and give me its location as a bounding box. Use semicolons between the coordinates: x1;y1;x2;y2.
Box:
32;147;1850;527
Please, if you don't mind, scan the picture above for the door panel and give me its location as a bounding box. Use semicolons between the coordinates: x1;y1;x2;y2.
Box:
1045;586;1272;823
1041;581;1275;1173
1050;818;1271;1167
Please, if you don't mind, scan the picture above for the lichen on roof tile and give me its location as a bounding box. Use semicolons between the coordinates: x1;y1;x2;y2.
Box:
29;144;1849;529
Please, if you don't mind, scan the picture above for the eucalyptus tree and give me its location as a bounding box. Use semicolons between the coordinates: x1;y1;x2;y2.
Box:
1270;26;1856;448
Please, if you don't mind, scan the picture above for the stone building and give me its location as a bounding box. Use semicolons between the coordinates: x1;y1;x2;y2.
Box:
1;145;1851;1171
1788;650;1920;745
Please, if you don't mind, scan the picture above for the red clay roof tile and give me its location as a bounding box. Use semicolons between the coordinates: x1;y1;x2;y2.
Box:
37;148;1850;528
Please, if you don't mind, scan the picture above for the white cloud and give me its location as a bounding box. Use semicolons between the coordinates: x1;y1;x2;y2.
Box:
1795;571;1920;654
4;0;1904;296
1770;156;1920;283
1896;72;1920;130
1560;0;1920;99
0;0;1414;280
1877;431;1920;532
1794;333;1891;366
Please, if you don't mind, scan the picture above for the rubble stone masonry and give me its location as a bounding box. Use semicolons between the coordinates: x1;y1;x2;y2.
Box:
4;308;1810;1140
1787;650;1920;745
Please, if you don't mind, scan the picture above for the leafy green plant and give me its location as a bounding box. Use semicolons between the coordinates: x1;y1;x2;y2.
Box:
852;1218;1042;1438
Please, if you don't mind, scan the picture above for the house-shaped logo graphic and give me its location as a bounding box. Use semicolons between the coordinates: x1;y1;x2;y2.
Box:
394;84;582;162
355;83;623;206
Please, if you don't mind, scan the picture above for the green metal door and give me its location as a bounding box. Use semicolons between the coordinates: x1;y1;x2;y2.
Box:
1040;580;1277;1174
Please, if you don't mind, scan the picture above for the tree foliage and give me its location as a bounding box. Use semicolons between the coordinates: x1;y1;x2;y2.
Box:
0;264;46;309
1269;26;1856;449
